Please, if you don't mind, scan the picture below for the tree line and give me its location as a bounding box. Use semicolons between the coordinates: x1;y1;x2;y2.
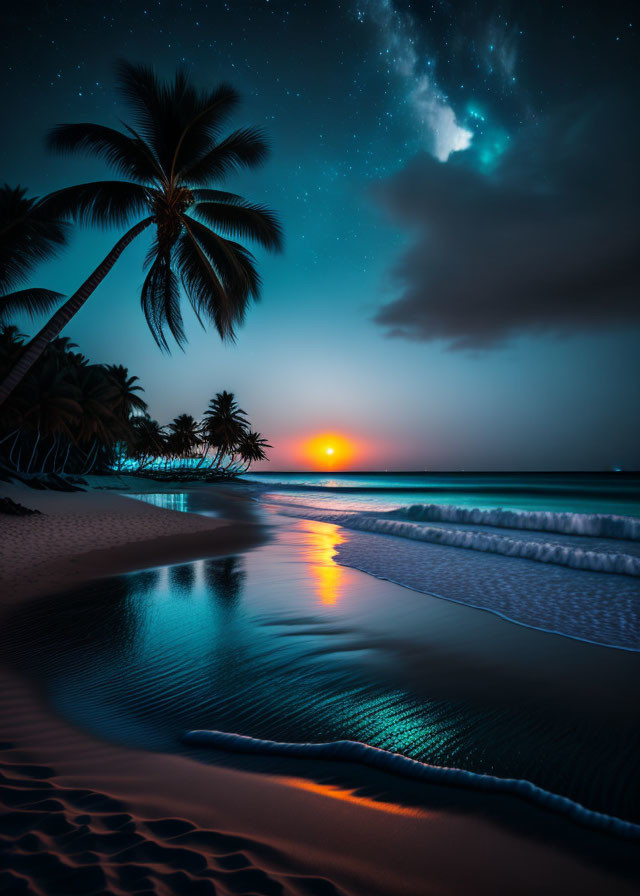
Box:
0;325;268;481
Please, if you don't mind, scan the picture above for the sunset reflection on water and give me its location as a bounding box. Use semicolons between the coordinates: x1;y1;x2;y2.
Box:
281;777;429;818
300;520;346;605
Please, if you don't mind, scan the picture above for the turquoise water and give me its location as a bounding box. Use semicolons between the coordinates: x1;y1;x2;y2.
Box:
4;500;640;829
241;472;640;516
4;478;639;836
242;472;640;650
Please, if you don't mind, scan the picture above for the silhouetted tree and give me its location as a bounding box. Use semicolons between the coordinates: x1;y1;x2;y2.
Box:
0;60;282;406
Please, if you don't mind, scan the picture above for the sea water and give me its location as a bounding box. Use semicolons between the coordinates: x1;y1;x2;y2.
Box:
3;476;639;837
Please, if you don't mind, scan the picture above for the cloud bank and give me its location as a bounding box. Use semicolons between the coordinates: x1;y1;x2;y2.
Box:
372;99;640;349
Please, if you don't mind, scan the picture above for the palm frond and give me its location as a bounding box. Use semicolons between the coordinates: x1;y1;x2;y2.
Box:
42;181;151;228
175;227;233;339
193;199;282;251
116;61;241;181
184;216;261;314
170;82;242;178
115;60;166;149
177;127;269;185
0;185;70;292
140;251;185;350
0;288;64;322
47;123;161;183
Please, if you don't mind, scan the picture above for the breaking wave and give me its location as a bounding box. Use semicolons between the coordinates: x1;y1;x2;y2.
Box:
284;508;640;578
183;729;640;840
389;503;640;541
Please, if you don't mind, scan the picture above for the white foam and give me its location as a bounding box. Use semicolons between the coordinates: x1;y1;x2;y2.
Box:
390;503;640;540
183;729;640;840
288;510;640;577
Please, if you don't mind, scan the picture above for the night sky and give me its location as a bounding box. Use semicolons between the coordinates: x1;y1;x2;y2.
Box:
2;0;639;470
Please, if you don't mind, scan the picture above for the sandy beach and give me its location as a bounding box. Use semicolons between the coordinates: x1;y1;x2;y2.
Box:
1;478;638;896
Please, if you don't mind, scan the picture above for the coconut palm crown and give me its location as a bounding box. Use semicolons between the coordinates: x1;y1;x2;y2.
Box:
203;390;248;456
0;60;282;406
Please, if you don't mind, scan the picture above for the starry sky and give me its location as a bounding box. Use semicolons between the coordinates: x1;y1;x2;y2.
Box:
2;0;639;470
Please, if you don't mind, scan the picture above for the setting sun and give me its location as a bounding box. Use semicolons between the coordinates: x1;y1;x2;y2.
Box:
302;433;357;469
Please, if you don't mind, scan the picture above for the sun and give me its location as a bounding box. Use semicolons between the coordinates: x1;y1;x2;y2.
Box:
302;433;356;469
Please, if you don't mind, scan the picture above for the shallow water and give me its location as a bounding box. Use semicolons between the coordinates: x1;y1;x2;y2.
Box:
5;505;640;828
246;475;640;649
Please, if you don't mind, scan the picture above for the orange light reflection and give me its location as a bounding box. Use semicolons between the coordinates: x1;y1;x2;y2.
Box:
281;776;430;818
301;520;345;605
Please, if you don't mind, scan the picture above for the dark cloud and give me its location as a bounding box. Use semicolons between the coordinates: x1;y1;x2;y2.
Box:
372;98;640;349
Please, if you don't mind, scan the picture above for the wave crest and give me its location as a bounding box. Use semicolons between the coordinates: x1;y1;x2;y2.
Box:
390;503;640;541
288;509;640;577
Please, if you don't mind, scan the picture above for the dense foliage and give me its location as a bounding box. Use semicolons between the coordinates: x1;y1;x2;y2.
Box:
0;326;269;480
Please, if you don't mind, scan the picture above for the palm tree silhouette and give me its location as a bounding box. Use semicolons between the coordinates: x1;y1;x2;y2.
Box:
236;430;271;472
0;324;270;478
0;185;69;322
202;390;248;466
104;364;148;421
127;416;166;470
13;357;81;474
0;61;282;406
166;413;202;466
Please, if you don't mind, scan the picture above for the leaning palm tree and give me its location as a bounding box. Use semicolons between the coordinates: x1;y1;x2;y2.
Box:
0;184;69;323
0;60;282;406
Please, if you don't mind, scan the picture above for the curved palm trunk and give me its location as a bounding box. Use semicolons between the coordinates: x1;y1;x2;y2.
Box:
39;437;57;474
81;439;100;475
25;426;41;474
0;217;154;408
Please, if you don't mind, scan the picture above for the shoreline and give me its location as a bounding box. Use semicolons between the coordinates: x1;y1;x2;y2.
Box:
0;476;268;606
1;477;638;895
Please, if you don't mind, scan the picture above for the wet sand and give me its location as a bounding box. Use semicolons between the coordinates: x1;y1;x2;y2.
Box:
1;478;638;895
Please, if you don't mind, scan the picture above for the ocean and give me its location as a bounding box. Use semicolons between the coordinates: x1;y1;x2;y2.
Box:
4;473;639;837
241;471;640;516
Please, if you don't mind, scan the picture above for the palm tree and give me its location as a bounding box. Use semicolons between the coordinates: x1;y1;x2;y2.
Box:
0;327;146;477
166;413;201;466
0;61;282;407
0;184;69;324
12;357;81;475
72;365;121;472
202;390;248;468
128;415;166;469
104;364;148;420
235;430;271;472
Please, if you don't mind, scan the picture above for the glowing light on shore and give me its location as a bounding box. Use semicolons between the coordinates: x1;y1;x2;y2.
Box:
302;432;357;469
282;777;430;818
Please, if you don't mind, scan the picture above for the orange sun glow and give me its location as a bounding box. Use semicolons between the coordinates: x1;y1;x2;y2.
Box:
302;432;356;469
